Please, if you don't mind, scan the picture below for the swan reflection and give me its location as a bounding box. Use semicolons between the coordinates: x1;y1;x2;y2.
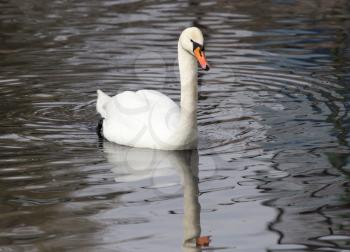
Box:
103;142;210;251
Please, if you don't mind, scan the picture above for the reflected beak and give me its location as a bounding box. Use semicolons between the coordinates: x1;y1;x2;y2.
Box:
194;47;210;71
196;236;211;247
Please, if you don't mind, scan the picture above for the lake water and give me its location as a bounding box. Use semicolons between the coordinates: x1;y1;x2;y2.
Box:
1;0;350;251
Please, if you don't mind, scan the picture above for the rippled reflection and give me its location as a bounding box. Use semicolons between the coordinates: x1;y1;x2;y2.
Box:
104;143;208;251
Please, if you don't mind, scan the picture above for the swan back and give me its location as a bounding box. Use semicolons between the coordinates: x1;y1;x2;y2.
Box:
97;89;182;149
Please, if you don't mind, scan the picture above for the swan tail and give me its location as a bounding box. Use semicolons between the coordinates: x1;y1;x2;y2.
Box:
96;89;111;118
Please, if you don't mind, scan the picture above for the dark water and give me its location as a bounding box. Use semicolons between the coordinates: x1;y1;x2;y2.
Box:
1;0;350;251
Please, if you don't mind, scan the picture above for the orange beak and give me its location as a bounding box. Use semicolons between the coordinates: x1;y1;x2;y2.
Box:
194;47;210;71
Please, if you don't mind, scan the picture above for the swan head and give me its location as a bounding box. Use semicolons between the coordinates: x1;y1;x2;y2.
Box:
179;27;210;71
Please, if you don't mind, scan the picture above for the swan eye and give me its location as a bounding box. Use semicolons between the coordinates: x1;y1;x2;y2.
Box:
191;39;204;52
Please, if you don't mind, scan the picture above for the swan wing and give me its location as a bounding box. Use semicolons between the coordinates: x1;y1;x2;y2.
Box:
97;89;180;148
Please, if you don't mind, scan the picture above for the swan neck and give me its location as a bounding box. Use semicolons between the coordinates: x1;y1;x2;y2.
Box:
178;42;198;114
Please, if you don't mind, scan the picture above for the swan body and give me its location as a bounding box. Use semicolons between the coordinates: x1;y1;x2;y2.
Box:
97;89;185;149
96;27;209;150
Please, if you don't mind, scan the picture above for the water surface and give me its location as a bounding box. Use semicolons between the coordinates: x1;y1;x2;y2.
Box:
1;0;350;251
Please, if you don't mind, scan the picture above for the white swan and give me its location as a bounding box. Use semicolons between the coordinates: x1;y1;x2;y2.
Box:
96;27;209;150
